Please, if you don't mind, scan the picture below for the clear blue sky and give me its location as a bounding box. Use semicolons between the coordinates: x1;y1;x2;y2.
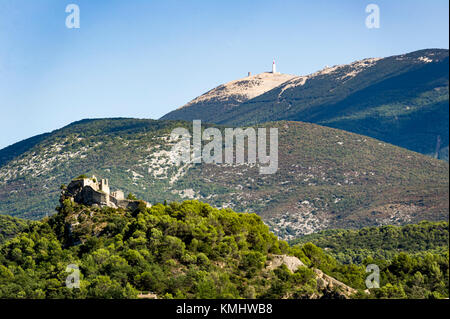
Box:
0;0;448;149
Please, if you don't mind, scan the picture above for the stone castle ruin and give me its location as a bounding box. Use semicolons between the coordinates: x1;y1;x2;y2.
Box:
62;175;150;210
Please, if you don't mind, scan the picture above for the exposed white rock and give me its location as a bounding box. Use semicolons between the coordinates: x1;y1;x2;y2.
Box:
278;57;381;94
418;56;433;63
179;72;296;109
266;255;305;272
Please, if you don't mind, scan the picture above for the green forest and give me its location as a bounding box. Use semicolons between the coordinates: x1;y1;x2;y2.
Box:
0;215;29;245
291;221;449;298
0;198;448;299
291;221;449;263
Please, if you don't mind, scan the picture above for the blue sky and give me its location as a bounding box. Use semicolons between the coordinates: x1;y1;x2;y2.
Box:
0;0;448;149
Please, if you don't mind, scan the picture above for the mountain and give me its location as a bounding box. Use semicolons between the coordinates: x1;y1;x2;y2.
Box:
161;49;449;160
0;118;448;239
162;72;296;123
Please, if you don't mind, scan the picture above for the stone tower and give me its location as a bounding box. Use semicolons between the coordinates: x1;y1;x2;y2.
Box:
99;179;110;195
272;60;276;74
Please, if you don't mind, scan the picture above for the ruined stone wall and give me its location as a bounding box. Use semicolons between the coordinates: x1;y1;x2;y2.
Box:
109;195;140;210
82;178;99;191
64;177;147;210
76;186;109;206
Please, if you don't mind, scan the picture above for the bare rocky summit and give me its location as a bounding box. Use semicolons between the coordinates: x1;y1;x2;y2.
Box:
161;49;449;160
162;72;296;123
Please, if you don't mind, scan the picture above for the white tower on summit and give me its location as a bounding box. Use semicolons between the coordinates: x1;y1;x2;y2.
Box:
272;59;277;73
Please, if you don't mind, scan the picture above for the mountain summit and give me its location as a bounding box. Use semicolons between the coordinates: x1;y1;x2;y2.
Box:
161;49;449;160
162;72;296;123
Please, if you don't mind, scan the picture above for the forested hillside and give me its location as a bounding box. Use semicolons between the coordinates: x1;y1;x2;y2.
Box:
0;119;448;239
0;199;350;299
291;221;449;298
0;215;29;244
292;221;449;263
0;197;447;299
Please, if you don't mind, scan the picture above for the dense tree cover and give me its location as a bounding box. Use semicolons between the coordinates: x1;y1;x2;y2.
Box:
291;221;449;263
0;215;30;245
365;251;449;299
0;199;448;299
0;200;335;299
294;241;449;299
291;222;449;298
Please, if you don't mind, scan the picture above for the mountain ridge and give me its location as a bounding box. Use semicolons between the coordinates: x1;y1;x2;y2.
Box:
161;49;449;160
0;118;447;239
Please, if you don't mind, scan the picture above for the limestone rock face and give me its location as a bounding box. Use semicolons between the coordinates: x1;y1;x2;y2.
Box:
313;268;357;298
161;72;296;122
267;254;305;272
266;254;357;299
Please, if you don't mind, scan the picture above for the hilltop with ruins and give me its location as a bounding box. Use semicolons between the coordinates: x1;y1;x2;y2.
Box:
61;175;150;210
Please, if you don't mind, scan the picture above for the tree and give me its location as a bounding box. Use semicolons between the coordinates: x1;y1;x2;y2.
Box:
127;193;138;200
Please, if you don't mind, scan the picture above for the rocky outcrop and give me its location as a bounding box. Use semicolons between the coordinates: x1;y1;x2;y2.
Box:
266;254;305;272
137;292;158;299
161;72;296;123
313;268;357;298
266;254;357;299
